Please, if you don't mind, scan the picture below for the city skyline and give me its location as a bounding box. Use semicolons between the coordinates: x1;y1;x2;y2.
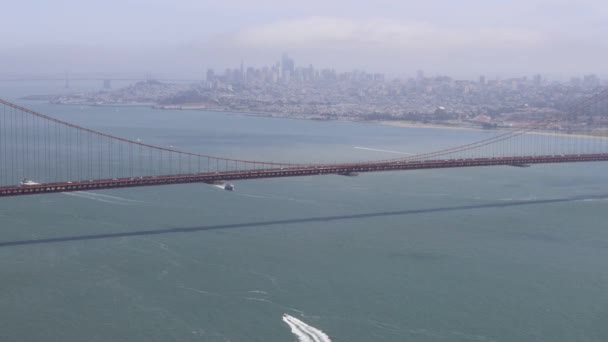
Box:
5;52;604;84
204;53;605;84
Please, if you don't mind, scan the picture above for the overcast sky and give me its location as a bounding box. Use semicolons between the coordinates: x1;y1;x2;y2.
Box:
1;0;607;78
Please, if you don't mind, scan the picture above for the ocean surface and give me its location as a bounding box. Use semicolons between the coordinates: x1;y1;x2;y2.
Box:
1;81;607;341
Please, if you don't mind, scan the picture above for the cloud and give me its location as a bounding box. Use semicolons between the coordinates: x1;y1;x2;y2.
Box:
232;16;544;50
1;14;606;78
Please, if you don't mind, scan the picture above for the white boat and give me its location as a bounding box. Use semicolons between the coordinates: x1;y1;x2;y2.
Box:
19;178;40;186
208;180;235;191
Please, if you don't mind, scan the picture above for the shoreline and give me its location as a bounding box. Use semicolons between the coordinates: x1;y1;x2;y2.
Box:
35;100;608;140
372;120;491;132
376;120;608;140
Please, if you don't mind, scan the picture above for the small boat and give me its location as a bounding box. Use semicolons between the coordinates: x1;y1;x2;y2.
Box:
208;180;235;191
19;178;40;186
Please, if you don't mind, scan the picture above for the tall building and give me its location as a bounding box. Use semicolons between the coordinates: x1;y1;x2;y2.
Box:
570;77;582;87
583;74;600;89
374;73;385;82
206;69;215;82
416;69;424;80
281;53;295;80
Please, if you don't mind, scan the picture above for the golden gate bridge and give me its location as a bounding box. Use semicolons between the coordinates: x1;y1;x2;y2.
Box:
1;89;608;198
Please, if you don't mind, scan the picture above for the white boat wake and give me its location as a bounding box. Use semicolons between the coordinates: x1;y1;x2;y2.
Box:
74;191;143;203
62;191;142;205
236;193;268;199
283;314;331;342
210;183;235;191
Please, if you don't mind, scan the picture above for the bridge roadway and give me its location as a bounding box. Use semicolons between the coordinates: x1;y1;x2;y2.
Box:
2;154;608;197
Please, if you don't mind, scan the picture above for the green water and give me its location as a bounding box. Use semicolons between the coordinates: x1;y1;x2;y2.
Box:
1;84;608;341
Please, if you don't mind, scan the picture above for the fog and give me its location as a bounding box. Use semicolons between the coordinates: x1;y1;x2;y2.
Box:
2;0;607;78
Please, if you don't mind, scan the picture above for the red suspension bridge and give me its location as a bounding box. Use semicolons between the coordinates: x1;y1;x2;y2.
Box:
1;90;608;198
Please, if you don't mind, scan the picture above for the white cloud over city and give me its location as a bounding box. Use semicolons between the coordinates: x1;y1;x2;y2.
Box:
233;17;543;50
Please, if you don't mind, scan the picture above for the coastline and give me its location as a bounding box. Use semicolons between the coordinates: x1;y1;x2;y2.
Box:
372;120;489;132
37;100;608;140
118;102;497;132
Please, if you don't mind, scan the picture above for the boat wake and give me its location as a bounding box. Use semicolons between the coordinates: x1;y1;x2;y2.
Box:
283;314;331;342
210;183;234;191
76;191;143;202
62;191;142;205
577;197;608;202
238;191;321;206
236;193;268;199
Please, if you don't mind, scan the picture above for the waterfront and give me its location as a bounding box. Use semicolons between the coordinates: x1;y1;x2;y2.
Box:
1;83;608;341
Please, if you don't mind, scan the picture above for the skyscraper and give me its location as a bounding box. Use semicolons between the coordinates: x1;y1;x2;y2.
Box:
533;74;542;86
583;74;600;89
416;69;424;80
281;53;295;80
206;69;215;82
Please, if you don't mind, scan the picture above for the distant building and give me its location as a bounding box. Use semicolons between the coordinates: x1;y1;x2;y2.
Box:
416;69;424;80
583;74;600;89
246;66;256;82
206;69;215;82
533;74;542;86
281;53;295;80
570;77;582;87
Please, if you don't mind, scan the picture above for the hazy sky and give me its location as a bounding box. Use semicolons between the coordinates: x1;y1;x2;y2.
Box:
2;0;607;78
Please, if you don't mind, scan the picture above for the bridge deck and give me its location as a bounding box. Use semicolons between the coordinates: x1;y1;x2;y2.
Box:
2;154;608;197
